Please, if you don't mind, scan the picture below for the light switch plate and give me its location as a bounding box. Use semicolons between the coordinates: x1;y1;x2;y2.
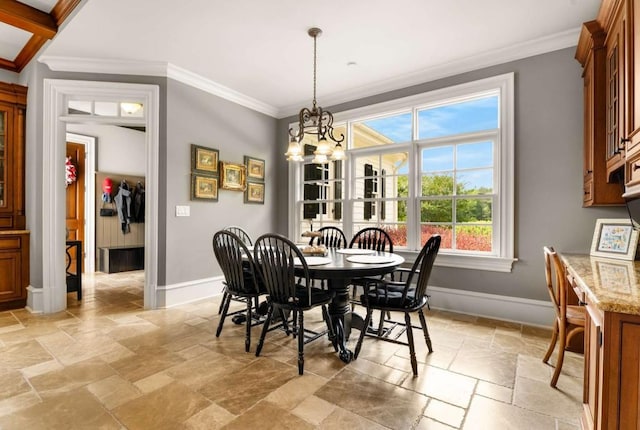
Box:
176;205;190;217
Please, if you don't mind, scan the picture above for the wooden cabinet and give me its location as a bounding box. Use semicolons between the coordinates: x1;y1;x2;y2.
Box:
604;1;627;179
577;20;625;205
0;82;28;310
0;83;26;229
0;232;29;310
563;254;640;430
582;302;603;430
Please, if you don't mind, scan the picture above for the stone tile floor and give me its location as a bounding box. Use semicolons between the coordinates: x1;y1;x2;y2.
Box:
0;271;583;429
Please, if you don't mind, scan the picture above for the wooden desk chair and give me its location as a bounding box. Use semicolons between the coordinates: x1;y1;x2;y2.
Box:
542;246;585;388
253;233;335;375
354;235;441;376
212;230;266;352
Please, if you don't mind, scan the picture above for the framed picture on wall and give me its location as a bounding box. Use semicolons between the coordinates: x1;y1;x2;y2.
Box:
590;218;639;260
244;156;265;181
191;174;218;201
191;144;219;175
219;161;246;191
245;181;265;204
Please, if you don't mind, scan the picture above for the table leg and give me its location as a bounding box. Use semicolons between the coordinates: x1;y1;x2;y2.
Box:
328;279;353;363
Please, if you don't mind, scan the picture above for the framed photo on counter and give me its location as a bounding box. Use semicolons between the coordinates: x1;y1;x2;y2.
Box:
590;218;639;260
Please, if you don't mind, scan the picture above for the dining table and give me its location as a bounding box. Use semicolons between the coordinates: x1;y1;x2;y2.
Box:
295;248;405;363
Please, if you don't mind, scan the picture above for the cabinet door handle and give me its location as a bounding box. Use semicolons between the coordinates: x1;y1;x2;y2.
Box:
620;138;631;150
578;299;587;306
634;163;640;172
585;169;593;175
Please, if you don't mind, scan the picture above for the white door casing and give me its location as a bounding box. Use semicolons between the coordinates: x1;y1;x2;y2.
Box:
40;79;159;313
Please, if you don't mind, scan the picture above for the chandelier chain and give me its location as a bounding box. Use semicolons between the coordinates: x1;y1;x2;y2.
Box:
312;32;317;109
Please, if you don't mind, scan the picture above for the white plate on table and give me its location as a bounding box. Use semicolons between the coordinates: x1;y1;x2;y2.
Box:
346;255;397;264
336;248;376;255
294;256;332;266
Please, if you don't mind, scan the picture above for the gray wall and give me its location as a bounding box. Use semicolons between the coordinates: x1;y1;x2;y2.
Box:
164;79;278;285
22;63;277;289
276;47;627;302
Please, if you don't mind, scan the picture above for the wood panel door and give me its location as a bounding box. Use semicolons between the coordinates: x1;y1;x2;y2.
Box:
66;142;85;273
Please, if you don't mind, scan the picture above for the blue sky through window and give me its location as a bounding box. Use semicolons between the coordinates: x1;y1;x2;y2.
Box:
363;96;498;182
418;96;498;138
362;112;412;143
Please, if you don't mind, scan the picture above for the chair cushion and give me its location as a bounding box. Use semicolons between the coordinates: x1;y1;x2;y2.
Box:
242;268;267;294
292;286;333;309
361;286;417;308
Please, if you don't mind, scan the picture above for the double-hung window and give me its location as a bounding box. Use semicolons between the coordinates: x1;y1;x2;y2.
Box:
289;74;514;272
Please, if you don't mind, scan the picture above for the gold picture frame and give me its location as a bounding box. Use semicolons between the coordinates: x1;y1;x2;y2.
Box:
191;144;219;174
245;182;265;204
244;155;265;181
219;161;247;191
191;174;218;201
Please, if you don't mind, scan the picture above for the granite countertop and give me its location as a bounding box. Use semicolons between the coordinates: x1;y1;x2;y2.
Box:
0;230;29;235
562;253;640;315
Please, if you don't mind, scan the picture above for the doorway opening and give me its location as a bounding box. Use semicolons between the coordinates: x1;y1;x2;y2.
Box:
38;80;159;314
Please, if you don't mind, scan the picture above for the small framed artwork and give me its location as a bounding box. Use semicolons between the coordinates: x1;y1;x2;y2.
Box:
191;174;218;201
590;218;639;260
245;156;265;181
191;144;219;175
245;182;265;204
219;161;247;191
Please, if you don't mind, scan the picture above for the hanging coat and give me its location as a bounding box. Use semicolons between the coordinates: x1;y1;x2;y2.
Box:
131;181;145;223
114;181;132;233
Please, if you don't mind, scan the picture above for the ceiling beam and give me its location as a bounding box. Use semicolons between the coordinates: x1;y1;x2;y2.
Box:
0;57;17;72
0;0;57;39
51;0;80;26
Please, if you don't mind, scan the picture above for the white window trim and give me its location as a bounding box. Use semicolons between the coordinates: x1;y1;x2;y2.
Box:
288;73;515;272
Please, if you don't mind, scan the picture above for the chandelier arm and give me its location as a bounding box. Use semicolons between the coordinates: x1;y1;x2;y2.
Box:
288;27;346;163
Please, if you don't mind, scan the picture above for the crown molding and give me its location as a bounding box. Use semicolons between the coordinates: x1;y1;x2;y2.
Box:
39;27;580;120
38;56;279;117
165;63;278;117
277;27;582;118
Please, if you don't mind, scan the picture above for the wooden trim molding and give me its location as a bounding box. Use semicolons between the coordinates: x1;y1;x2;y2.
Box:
0;82;27;105
576;21;605;66
0;0;56;38
14;34;48;72
0;0;81;73
51;0;81;26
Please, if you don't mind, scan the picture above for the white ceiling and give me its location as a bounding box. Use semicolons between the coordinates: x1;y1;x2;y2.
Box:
35;0;601;117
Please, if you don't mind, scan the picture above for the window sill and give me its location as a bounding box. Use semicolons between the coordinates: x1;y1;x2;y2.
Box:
395;250;517;273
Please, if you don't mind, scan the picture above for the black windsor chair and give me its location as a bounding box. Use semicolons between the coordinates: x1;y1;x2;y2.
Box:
253;233;336;375
309;226;348;249
354;234;441;376
212;230;266;352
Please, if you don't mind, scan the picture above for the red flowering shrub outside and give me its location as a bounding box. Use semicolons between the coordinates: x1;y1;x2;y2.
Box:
383;225;491;252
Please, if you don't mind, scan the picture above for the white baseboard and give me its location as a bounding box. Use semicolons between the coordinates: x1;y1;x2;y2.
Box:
26;285;44;314
156;276;225;308
428;285;554;328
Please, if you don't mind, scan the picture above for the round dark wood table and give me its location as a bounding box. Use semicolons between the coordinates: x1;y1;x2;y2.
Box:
298;248;404;363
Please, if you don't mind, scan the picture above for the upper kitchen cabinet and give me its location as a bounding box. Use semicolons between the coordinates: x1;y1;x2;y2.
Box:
0;83;26;230
603;0;627;181
577;20;625;205
624;0;640;190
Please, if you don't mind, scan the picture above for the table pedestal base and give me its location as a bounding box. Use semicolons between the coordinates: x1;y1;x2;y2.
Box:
328;279;353;363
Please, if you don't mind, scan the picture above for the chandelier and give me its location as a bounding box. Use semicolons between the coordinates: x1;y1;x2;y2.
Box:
286;27;346;164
